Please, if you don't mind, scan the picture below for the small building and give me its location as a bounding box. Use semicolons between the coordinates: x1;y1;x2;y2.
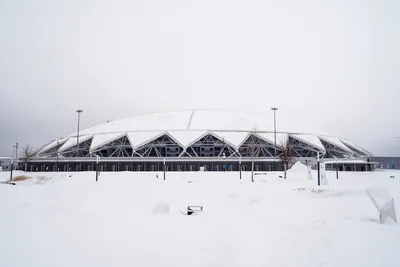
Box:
368;157;400;170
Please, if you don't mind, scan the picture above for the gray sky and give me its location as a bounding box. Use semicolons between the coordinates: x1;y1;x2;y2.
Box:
1;0;399;157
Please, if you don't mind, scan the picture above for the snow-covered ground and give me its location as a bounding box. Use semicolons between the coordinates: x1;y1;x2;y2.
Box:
1;170;400;267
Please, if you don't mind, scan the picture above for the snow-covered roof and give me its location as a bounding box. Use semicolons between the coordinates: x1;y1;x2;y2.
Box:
58;135;93;152
257;133;288;146
36;110;370;155
290;134;326;152
318;136;353;153
90;133;126;151
340;139;372;156
37;137;68;155
168;131;207;148
127;132;164;149
213;132;250;149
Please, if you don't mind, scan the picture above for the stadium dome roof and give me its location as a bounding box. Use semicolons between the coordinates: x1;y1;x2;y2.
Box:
37;110;371;157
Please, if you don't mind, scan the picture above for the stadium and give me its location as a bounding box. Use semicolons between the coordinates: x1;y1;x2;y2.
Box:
28;110;373;172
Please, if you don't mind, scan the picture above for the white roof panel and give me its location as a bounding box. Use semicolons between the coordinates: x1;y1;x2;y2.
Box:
90;133;126;151
59;135;93;152
290;134;326;152
127;132;163;149
168;131;207;148
73;110;193;136
318;136;352;153
257;133;288;146
189;110;270;132
340;139;371;155
212;132;249;148
37;138;68;155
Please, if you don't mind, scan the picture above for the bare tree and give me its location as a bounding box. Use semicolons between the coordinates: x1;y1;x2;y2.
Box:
278;139;293;179
247;130;262;182
19;145;35;172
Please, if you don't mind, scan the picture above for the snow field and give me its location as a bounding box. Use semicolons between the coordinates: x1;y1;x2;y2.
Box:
1;170;400;267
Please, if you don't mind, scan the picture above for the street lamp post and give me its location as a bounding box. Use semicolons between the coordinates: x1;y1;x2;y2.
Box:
76;109;83;156
10;157;13;182
12;145;15;171
239;157;242;180
96;155;100;182
56;140;59;172
334;156;339;179
15;142;19;159
271;107;278;157
223;152;226;172
163;158;166;180
317;152;321;186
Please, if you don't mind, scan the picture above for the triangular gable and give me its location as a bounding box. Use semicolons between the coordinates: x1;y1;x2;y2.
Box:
90;133;126;151
318;136;352;153
58;135;93;152
340;139;371;156
290;134;326;152
168;131;207;148
127;131;164;149
212;131;249;149
257;133;288;147
37;137;68;155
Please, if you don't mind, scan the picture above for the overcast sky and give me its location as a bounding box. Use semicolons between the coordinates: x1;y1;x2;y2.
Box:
0;0;399;157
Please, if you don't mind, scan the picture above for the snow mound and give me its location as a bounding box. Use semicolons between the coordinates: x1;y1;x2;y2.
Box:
288;161;308;172
366;188;397;224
